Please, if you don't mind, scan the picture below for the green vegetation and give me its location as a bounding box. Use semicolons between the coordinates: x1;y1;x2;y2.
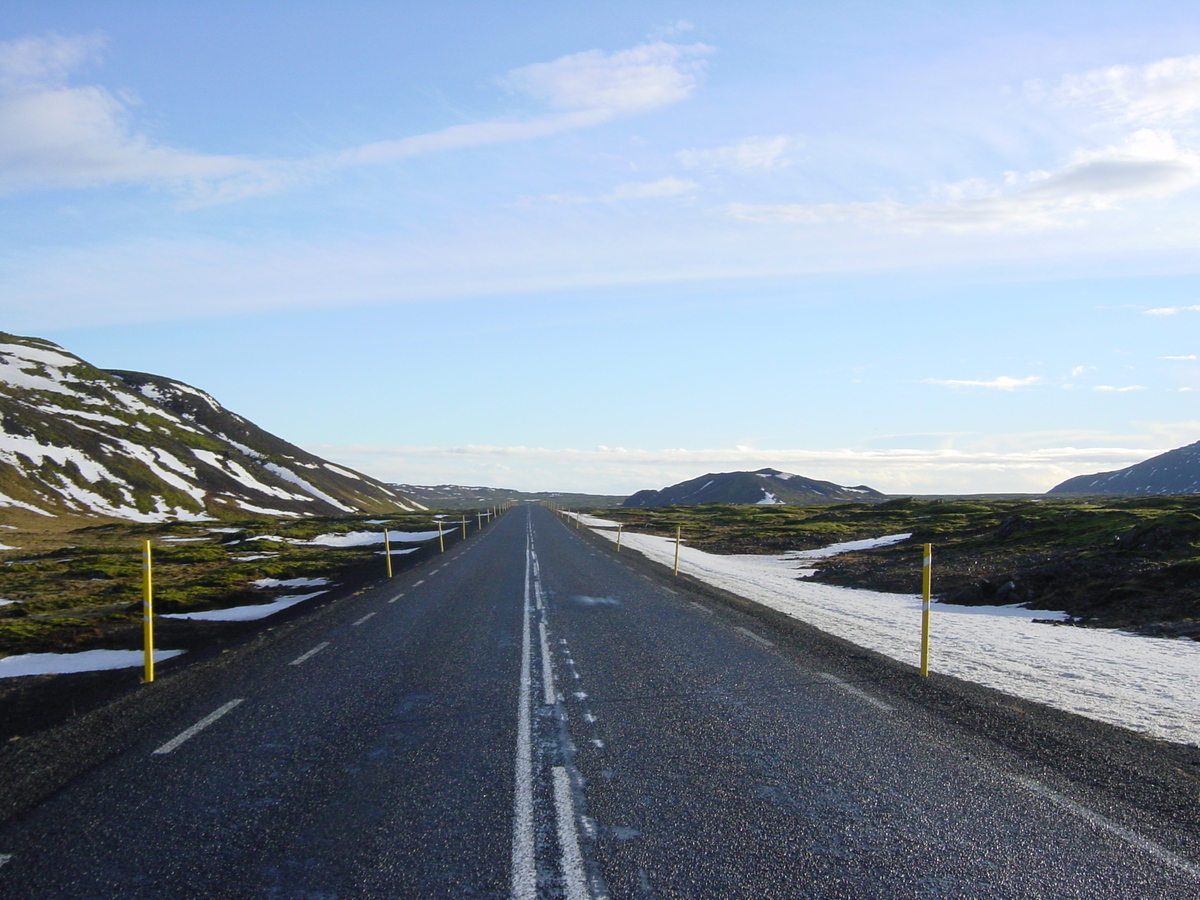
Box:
591;496;1200;637
0;511;456;656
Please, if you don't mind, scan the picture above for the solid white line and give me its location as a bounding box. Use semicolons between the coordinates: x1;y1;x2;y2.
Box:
815;673;894;712
289;641;330;665
352;612;377;627
735;625;774;648
1008;775;1200;879
553;766;590;900
511;526;536;900
152;699;245;755
540;618;556;706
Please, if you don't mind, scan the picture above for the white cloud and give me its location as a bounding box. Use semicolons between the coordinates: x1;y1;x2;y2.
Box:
729;129;1200;232
1161;354;1197;359
0;33;264;194
337;41;711;169
1093;384;1147;392
311;441;1175;495
0;35;711;199
506;41;709;113
1069;365;1094;377
610;177;696;199
677;136;799;172
1144;304;1200;315
1057;53;1200;125
0;31;104;87
544;176;697;204
923;376;1040;390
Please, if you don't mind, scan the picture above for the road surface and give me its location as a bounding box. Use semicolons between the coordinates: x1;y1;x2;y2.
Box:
0;504;1196;898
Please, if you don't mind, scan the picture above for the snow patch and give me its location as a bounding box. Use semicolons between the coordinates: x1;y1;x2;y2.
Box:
251;576;331;589
592;528;1200;745
0;648;185;678
161;591;327;621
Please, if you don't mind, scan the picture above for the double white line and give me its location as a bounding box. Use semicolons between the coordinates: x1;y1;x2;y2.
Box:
511;519;591;900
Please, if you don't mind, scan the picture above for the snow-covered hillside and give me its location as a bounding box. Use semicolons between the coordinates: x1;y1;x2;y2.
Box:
0;332;423;521
1050;440;1200;495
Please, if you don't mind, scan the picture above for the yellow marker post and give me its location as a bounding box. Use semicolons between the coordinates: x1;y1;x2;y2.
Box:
920;543;932;677
673;525;682;576
616;524;623;552
437;520;445;553
384;529;394;579
142;539;154;683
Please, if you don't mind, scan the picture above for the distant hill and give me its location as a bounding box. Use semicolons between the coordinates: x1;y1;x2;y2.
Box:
392;483;627;510
623;468;887;507
1049;440;1200;496
0;331;423;521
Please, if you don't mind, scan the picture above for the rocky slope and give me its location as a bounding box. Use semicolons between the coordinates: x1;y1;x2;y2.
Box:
623;468;886;507
1049;440;1200;495
0;332;422;521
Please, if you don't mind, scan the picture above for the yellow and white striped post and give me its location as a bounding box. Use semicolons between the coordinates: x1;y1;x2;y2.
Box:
673;525;682;576
437;519;445;553
384;529;394;579
616;523;623;552
920;543;932;677
142;539;154;683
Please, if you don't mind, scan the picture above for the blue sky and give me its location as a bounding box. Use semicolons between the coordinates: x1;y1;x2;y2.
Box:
2;1;1198;494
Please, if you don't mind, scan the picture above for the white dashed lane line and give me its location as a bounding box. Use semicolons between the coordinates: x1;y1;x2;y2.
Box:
388;592;405;604
289;642;330;665
352;612;377;627
412;580;425;587
689;601;713;615
815;673;894;712
152;699;245;755
1007;775;1200;878
735;625;774;648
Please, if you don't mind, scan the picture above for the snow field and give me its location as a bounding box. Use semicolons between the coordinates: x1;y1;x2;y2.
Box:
590;525;1200;745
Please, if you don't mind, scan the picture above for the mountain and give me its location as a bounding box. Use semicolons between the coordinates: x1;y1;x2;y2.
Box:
0;332;423;521
623;468;887;507
1048;440;1200;496
392;484;627;510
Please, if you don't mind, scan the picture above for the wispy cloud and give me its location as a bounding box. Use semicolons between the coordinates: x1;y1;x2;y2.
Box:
1161;354;1197;359
333;41;711;170
542;176;697;204
1093;384;1147;392
1055;53;1200;125
923;376;1040;390
1144;304;1200;315
0;34;711;200
677;136;799;172
729;129;1200;232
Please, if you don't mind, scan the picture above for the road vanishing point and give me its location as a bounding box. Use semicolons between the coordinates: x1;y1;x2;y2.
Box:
0;504;1197;898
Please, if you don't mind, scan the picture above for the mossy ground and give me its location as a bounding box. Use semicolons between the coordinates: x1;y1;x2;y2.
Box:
0;511;463;656
591;496;1200;637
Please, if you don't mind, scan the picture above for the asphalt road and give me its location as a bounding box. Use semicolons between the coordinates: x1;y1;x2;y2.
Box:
0;504;1197;898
